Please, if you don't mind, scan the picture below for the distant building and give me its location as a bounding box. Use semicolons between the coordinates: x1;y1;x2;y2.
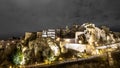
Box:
42;29;56;39
64;43;86;52
42;30;47;38
60;32;85;44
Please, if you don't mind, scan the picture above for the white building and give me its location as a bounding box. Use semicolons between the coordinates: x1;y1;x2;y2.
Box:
42;29;56;39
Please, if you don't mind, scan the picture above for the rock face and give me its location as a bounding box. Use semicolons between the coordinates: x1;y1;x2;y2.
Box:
0;23;120;66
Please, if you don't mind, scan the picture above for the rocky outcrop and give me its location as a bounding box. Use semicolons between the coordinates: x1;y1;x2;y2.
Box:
0;23;120;67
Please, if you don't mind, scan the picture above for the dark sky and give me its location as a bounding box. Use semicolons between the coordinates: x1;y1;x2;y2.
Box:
0;0;120;39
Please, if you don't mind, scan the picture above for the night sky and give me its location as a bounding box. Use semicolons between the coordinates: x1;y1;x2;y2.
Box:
0;0;120;39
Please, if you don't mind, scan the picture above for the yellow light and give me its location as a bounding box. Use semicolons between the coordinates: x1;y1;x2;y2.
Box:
59;57;64;61
65;39;70;43
9;65;12;68
56;37;60;41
